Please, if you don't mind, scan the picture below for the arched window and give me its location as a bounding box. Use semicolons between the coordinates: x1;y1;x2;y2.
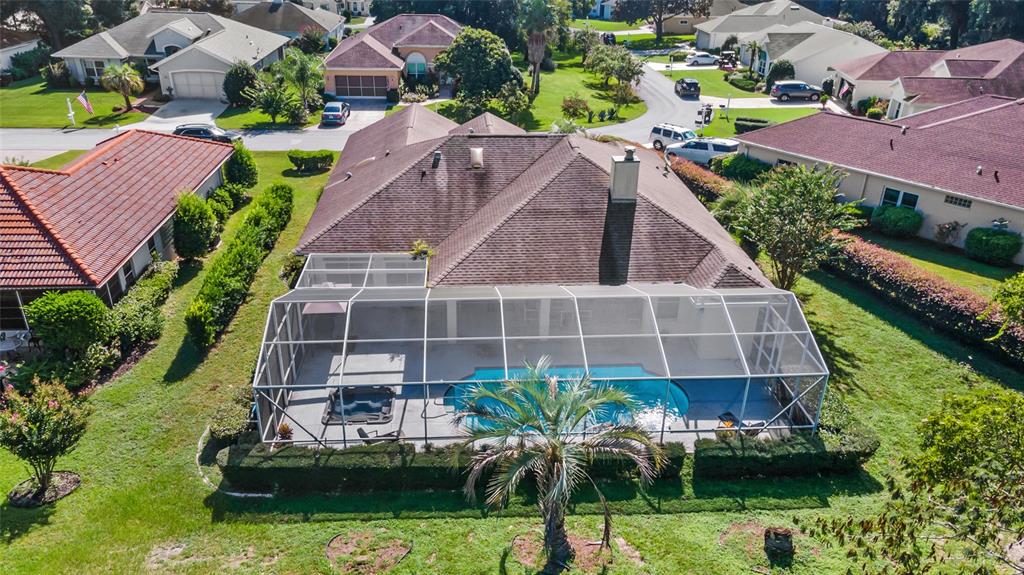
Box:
405;52;426;78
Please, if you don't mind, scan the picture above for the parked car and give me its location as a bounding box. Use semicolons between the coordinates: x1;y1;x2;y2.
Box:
685;51;719;66
674;78;700;98
321;101;352;126
650;123;698;151
664;137;739;165
770;80;823;101
172;123;241;143
601;32;616;45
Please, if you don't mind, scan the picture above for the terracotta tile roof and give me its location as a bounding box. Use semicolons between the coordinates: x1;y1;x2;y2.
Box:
299;106;768;289
736;98;1024;209
324;14;461;70
0;130;233;289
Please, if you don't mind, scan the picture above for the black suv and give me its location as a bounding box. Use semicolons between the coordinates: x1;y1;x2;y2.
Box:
172;123;241;143
674;78;700;98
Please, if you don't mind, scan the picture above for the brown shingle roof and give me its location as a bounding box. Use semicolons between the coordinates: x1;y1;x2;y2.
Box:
831;50;944;81
230;1;343;35
393;20;457;47
736;98;1024;209
0;130;233;289
448;112;525;135
324;14;461;70
299;106;768;289
324;32;404;69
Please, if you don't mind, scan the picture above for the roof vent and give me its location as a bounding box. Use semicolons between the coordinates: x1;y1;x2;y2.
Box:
469;147;484;169
977;165;983;175
468;127;475;134
901;126;907;135
431;150;442;168
610;146;639;203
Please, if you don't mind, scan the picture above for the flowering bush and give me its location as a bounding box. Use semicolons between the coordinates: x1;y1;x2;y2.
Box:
669;158;731;204
826;234;1024;367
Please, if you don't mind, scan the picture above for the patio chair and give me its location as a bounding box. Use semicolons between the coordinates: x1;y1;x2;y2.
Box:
356;427;404;445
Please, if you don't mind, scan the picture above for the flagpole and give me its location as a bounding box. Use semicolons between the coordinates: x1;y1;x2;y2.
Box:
66;97;76;127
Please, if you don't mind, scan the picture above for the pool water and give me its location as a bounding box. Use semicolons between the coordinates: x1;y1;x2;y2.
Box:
446;365;690;425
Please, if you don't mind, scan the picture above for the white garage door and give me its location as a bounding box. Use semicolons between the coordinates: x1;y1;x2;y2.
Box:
171;71;225;100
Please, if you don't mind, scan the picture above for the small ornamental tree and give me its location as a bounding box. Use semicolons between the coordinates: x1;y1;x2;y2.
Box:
735;165;860;289
23;291;111;357
100;63;144;113
560;92;589;119
434;26;524;103
223;61;260;107
765;59;795;90
173;194;216;260
497;81;530;125
242;75;296;124
224;141;259;189
805;387;1024;575
293;26;325;54
0;381;90;499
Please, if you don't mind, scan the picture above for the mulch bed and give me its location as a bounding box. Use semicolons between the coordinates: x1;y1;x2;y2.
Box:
511;529;643;574
326;530;412;575
7;471;80;507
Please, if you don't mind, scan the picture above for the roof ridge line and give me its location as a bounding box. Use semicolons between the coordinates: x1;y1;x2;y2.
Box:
0;169;98;284
0;165;69;175
915;96;1023;129
430;139;578;285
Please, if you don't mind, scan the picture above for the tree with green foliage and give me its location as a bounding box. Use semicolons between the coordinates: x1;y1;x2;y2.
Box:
456;357;663;574
91;0;136;29
735;165;860;290
765;59;794;90
571;24;600;64
434;26;524;104
173;194;216;260
0;0;91;49
965;0;1024;44
583;43;641;87
100;63;144;112
23;291;111;357
225;141;259;189
0;382;90;501
242;75;296;125
497;81;530;125
163;0;234;16
223;61;260;107
806;387;1024;575
614;0;711;42
278;47;324;110
293;26;325;54
888;0;971;48
521;0;560;95
987;271;1024;338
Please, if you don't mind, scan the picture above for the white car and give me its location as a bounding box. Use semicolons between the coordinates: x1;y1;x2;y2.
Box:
664;138;739;165
685;51;719;66
649;123;697;151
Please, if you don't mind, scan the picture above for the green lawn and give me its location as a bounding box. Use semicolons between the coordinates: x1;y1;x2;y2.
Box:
2;149;1021;573
27;149;89;170
0;76;148;128
347;16;366;25
856;230;1020;297
617;34;692;50
698;107;819;138
662;69;767;98
570;18;644;32
216;106;322;130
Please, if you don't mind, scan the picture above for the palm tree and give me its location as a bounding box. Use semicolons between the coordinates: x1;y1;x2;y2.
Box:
455;357;664;574
101;64;144;113
521;0;558;95
279;47;324;110
743;39;761;78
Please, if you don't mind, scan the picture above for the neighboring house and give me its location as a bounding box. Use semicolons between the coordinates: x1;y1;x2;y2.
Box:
739;21;886;86
0;130;233;336
323;14;461;99
663;0;747;35
0;30;40;72
51;9;289;99
231;0;345;41
829;39;1024;119
248;103;830;449
735;96;1024;262
695;0;825;50
588;0;618;20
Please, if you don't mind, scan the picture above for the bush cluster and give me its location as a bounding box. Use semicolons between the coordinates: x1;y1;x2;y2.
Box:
9;45;51;80
286;149;334;173
866;107;884;119
733;116;775;134
727;76;757;91
709;153;772;183
693;427;879;478
224;142;259;189
185;184;294;348
23;291;111;356
669;158;731;203
110;259;179;353
871;205;923;238
173;194;217;259
964;227;1023;266
218;441;687;493
826;233;1024;367
210;385;254;443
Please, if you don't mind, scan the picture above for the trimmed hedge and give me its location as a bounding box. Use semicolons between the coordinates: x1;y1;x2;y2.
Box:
173;194;216;259
224;141;258;189
111;259;179;353
964;227;1023;266
871;204;923;238
733;117;776;134
693;428;879;479
23;291;111;356
709;152;772;183
210;385;254;442
219;441;687;493
185;184;294;348
286;149;334;173
669;158;731;203
825;233;1024;367
727;77;757;91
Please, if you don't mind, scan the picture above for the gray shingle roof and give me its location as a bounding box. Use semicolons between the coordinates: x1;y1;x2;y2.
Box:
230;1;343;35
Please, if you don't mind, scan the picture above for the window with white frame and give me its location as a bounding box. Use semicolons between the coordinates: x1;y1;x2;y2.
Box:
881;187;918;210
84;60;106;80
944;195;972;209
405;52;427;78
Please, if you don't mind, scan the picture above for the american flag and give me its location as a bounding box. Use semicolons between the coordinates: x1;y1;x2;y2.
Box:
76;90;94;114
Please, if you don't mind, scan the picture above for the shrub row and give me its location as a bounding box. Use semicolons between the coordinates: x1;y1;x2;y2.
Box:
693;427;879;478
871;204;923;238
825;233;1024;367
733;117;775;134
185;184;294;348
218;441;688;493
210;385;255;442
727;77;757;91
286;149;334;173
669;158;731;204
110;259;179;353
709;152;772;183
965;227;1023;266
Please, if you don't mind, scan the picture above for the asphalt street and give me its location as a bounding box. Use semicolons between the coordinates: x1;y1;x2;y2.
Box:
589;67;703;144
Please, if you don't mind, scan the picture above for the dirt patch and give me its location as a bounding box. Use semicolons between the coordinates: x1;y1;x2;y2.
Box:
1007;538;1024;567
614;536;644;566
511;530;626;574
7;471;80;507
326;531;412;575
719;520;819;565
145;541;197;571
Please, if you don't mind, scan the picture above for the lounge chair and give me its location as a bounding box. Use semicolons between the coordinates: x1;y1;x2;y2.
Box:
356;427;404;445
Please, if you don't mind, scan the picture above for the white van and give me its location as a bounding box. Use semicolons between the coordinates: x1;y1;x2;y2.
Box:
649;123;697;151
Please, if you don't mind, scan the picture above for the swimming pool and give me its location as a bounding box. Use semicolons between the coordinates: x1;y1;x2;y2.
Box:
445;365;690;426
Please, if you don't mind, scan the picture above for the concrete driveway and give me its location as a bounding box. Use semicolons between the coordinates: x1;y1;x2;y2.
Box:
132;99;228;132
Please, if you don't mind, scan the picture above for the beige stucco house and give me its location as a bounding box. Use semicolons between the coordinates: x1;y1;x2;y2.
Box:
694;0;825;50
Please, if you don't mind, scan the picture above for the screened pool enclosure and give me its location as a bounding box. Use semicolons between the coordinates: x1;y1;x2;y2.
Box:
253;254;829;449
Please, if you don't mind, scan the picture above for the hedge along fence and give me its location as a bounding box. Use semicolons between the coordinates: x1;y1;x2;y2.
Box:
111;259;179;353
826;233;1024;367
287;149;334;173
218;442;688;493
668;158;731;204
692;429;878;479
185;184;294;348
733;117;775;134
